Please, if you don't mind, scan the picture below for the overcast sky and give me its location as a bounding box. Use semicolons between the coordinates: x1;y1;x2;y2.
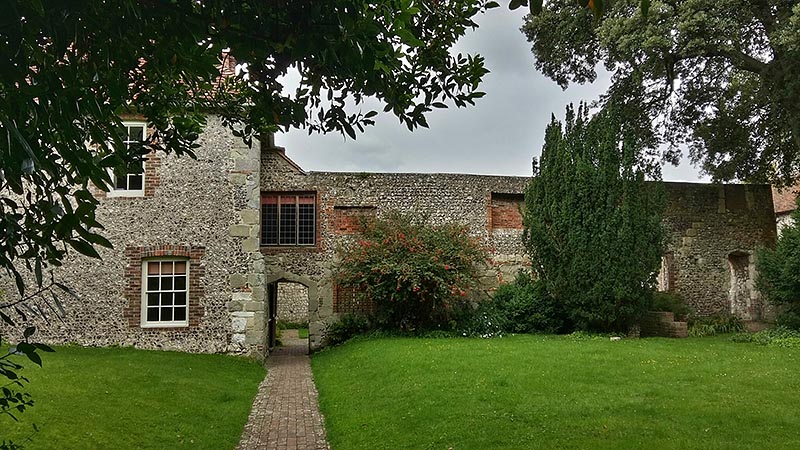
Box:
276;8;708;182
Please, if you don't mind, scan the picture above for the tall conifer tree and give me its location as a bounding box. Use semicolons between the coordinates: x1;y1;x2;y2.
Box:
523;103;666;332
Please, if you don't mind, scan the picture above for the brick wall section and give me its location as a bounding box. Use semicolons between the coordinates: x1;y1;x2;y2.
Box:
640;312;689;338
490;193;524;229
143;151;162;197
333;206;376;234
333;285;376;316
122;245;206;328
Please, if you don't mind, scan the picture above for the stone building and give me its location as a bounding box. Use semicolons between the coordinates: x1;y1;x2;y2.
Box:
15;117;778;358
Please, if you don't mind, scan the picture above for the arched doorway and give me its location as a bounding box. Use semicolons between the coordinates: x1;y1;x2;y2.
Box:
265;272;317;352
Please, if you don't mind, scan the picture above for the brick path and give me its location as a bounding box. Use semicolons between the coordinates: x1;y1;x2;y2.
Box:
237;330;330;450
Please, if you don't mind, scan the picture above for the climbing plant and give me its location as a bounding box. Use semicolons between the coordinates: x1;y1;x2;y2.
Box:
334;212;488;331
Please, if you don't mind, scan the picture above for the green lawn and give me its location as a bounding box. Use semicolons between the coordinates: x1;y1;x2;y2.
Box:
311;335;800;450
298;328;309;339
3;345;265;449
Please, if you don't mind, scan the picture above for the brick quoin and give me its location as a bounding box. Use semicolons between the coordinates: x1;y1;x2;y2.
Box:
122;244;205;328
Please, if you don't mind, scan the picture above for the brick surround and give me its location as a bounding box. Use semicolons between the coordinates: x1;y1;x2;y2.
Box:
122;244;206;328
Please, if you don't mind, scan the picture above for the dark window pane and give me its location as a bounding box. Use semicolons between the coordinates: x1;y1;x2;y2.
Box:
115;175;128;190
279;203;297;245
262;204;278;245
298;204;315;245
147;276;159;291
128;126;145;141
174;292;186;305
147;293;159;306
128;174;143;190
161;277;173;291
162;293;173;306
160;308;173;322
175;276;186;291
147;307;159;322
174;307;187;321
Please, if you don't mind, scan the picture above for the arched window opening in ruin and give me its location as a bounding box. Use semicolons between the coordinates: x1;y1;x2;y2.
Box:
657;252;674;292
728;251;754;320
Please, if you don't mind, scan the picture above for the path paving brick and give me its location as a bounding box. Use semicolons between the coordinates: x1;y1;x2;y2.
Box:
238;330;330;450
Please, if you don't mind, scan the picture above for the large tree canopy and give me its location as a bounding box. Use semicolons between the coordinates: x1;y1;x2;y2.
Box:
0;0;495;300
523;0;800;185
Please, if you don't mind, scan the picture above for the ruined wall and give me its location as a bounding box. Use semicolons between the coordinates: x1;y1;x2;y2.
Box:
12;117;267;358
662;183;777;320
260;149;529;349
262;150;778;347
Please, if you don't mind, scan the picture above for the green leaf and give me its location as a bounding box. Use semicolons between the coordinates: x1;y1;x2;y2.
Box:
397;29;423;47
23;327;35;339
0;311;14;326
640;0;650;17
15;342;42;367
530;0;543;15
486;1;501;9
509;0;527;10
34;343;55;353
342;122;357;140
34;259;43;288
67;239;102;259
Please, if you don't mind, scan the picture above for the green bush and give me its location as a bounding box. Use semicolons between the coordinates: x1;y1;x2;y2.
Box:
449;297;505;338
649;292;690;321
490;271;567;334
776;310;800;330
732;327;800;348
326;314;371;346
756;204;800;330
334;211;488;332
688;314;745;337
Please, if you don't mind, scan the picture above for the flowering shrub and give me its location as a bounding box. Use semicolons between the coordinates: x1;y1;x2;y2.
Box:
333;211;488;331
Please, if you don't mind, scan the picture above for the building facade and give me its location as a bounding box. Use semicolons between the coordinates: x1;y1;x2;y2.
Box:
12;118;778;357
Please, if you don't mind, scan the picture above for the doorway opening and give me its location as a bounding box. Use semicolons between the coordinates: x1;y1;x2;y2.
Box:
728;251;755;320
267;280;310;352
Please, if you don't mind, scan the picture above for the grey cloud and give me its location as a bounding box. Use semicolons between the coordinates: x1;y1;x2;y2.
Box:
277;8;705;182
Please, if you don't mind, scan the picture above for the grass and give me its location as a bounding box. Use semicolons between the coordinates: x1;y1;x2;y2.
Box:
312;334;800;450
298;328;309;339
3;345;265;449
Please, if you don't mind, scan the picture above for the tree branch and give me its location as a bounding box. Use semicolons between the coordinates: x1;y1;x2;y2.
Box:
702;47;769;75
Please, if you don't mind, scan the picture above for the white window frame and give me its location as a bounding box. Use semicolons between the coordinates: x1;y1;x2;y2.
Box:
107;121;146;198
140;258;190;328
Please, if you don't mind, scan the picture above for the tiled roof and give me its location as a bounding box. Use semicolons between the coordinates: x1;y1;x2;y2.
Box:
772;183;800;214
